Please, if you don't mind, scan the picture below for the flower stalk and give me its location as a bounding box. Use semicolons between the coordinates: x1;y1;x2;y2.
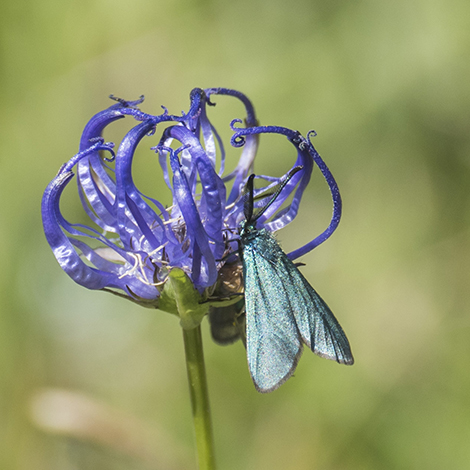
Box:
182;325;215;470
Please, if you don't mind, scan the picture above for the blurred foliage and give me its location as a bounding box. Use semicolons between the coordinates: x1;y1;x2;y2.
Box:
1;0;470;469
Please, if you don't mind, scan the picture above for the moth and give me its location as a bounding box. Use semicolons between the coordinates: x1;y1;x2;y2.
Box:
239;167;353;392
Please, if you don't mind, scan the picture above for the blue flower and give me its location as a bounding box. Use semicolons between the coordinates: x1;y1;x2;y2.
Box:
42;88;341;312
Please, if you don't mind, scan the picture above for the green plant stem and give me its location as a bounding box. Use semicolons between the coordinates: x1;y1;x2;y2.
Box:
182;325;216;470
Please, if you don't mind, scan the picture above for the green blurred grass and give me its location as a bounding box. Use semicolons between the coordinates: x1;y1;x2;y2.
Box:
1;0;470;468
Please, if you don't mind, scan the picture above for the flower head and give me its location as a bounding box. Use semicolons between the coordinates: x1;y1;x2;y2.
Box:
42;88;341;317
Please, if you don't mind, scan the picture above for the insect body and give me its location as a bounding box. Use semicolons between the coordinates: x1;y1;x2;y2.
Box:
239;167;353;393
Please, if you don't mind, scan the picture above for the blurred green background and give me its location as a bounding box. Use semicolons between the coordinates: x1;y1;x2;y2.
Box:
1;0;470;469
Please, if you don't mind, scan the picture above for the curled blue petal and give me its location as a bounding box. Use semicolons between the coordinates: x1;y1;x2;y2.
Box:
42;170;115;290
159;125;226;254
114;121;168;251
230;124;341;258
42;160;158;299
204;88;257;127
286;133;342;259
167;146;218;288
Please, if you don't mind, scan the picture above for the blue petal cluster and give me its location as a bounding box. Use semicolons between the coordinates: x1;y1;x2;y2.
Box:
42;88;341;307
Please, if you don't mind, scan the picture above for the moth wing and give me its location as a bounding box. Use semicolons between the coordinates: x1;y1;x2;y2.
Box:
244;245;303;393
209;299;246;346
279;257;354;365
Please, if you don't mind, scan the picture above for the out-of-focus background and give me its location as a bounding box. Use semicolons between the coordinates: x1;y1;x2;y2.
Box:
2;1;470;469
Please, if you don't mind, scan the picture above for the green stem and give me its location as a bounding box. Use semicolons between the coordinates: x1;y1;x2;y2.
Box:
182;325;216;470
